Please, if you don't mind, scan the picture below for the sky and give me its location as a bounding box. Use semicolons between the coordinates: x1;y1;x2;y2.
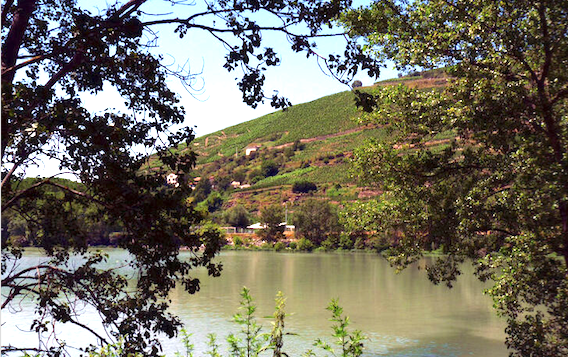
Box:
26;0;397;178
77;0;397;138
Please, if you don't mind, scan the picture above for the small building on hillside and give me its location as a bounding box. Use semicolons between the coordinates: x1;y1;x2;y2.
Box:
245;144;260;156
166;173;179;187
281;223;295;232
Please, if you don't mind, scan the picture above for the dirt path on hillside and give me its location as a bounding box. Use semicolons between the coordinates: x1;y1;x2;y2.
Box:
271;124;455;151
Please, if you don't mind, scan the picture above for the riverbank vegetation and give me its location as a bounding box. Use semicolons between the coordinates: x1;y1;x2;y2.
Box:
88;288;365;357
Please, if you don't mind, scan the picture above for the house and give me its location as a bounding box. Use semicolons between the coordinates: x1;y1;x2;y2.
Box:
189;177;201;190
281;223;296;232
246;222;295;232
246;223;267;230
166;173;179;187
245;144;260;156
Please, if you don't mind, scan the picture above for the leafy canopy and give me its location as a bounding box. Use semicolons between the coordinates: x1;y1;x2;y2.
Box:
1;0;374;355
341;0;568;355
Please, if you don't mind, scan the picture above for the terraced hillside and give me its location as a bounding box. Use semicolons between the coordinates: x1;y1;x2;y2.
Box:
150;74;451;216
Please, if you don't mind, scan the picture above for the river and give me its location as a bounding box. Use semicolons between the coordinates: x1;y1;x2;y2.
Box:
2;249;507;356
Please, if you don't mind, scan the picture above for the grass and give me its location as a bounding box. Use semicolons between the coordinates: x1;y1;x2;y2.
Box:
253;167;316;188
188;90;370;164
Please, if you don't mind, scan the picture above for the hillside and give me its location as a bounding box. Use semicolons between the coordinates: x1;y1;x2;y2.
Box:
149;73;451;217
179;90;369;164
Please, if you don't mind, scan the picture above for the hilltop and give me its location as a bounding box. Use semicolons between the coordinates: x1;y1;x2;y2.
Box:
149;71;450;218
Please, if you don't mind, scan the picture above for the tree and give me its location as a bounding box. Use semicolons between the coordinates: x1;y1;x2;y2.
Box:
1;0;374;355
341;1;568;355
259;204;285;242
294;199;341;245
192;178;212;203
199;191;224;213
292;180;317;194
261;160;279;178
224;205;250;229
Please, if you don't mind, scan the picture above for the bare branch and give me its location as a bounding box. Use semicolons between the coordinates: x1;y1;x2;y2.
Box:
1;178;50;211
1;53;51;78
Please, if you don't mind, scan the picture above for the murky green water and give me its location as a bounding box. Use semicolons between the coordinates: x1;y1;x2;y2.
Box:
2;249;507;356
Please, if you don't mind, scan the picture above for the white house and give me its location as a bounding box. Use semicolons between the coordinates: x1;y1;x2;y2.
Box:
246;222;295;232
166;173;179;187
246;223;267;230
245;144;260;156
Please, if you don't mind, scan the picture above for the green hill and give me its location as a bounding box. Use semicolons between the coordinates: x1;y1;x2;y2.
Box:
149;74;451;215
184;90;369;164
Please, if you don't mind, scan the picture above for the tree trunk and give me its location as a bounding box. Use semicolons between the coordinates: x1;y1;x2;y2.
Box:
1;0;37;160
1;0;37;84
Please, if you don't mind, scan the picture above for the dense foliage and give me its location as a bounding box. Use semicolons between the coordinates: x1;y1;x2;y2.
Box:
341;0;568;355
223;205;250;229
1;0;373;355
258;204;285;242
293;198;341;245
1;177;123;247
292;180;317;194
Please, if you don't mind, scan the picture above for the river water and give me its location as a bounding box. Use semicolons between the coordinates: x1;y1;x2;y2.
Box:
2;249;507;356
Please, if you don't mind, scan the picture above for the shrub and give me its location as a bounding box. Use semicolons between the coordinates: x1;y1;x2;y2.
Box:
204;192;224;213
292;180;317;194
96;288;366;357
338;233;355;250
296;237;314;251
233;236;244;247
251;175;264;184
284;147;295;158
292;140;305;151
261;160;279;177
321;236;339;250
274;241;286;252
288;241;297;250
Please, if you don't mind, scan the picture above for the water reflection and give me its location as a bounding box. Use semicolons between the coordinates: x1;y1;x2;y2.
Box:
166;251;506;357
2;249;507;356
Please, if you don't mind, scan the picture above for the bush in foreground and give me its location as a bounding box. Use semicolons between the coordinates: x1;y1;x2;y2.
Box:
89;288;364;357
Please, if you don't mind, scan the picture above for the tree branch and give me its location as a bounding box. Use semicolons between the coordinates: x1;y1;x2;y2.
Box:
46;181;109;208
1;179;50;211
116;0;146;20
2;178;108;212
1;53;52;78
538;2;552;83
